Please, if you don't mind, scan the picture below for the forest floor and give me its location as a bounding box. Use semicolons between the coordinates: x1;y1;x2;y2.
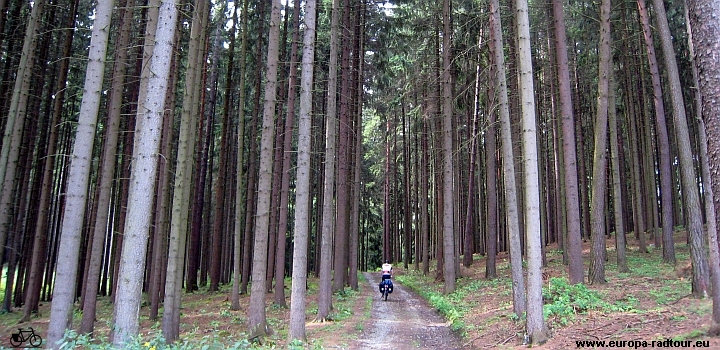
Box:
1;230;720;349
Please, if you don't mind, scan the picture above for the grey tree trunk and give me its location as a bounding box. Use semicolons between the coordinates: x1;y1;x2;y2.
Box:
651;0;710;296
515;0;549;343
318;0;341;321
637;0;675;263
20;0;76;323
248;0;281;339
0;0;45;280
552;0;584;284
441;0;456;295
162;0;208;342
112;0;177;344
588;0;612;286
684;0;720;331
80;0;135;334
274;0;301;306
231;0;249;311
288;0;317;341
684;0;720;330
608;72;629;273
485;46;498;279
46;0;114;346
489;0;525;317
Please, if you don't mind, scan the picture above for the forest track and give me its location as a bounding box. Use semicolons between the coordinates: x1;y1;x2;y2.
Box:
346;272;463;349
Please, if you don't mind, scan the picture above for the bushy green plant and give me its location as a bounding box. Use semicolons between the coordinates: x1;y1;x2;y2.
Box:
542;277;610;325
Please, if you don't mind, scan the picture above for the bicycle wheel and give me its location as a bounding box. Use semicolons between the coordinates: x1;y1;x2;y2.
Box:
384;289;388;301
29;334;42;347
10;335;22;347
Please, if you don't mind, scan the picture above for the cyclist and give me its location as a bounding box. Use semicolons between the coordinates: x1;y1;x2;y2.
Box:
381;260;392;281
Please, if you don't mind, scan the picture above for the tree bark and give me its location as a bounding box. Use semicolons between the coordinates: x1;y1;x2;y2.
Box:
651;0;709;296
515;0;549;342
588;0;612;286
288;0;317;340
273;0;302;306
489;0;525;317
636;0;675;263
441;0;456;295
0;0;46;282
248;0;281;339
231;0;249;311
608;71;629;273
20;0;77;323
552;0;584;284
80;0;135;334
46;0;114;345
317;0;341;322
162;0;208;342
684;0;720;329
111;0;177;343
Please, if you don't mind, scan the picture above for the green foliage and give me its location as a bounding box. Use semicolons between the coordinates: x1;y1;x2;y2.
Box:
542;277;612;326
650;281;691;305
612;294;640;313
396;273;468;336
57;329;272;350
672;329;705;341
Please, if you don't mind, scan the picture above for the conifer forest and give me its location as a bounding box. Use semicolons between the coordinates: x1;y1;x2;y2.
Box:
0;0;719;347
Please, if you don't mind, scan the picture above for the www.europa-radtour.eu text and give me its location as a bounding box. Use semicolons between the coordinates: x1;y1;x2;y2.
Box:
575;338;710;348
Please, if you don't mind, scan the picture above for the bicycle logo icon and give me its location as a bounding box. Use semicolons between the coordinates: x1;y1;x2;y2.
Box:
9;327;42;348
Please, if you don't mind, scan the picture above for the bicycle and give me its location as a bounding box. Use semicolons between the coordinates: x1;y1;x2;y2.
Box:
379;277;393;301
10;327;42;348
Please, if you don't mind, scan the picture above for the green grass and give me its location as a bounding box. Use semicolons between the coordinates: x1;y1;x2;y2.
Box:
397;271;473;337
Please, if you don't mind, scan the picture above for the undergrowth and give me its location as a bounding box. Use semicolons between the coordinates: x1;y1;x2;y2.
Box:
57;329;257;350
397;272;470;337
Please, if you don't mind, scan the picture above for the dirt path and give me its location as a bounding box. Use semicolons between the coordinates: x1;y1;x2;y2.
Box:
349;272;463;349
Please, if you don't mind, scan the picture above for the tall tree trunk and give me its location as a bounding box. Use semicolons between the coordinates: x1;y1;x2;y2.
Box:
209;9;229;292
317;0;340;322
489;0;525;317
421;104;430;276
588;0;612;286
484;37;498;278
139;0;167;321
231;0;249;311
441;0;456;294
332;0;354;293
112;0;177;343
516;0;549;342
636;0;675;263
288;0;317;340
348;5;365;289
651;0;709;296
46;0;114;346
684;0;720;330
608;71;629;273
0;0;45;281
248;0;281;339
20;0;77;322
80;0;135;334
273;0;300;305
552;0;584;284
162;0;208;342
242;0;267;296
685;0;720;327
465;45;481;269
